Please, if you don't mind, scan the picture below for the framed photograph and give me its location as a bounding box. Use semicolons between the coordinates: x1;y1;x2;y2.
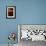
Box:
18;24;46;42
6;6;16;19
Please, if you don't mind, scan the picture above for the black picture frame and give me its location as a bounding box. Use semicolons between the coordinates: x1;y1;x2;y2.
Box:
6;6;16;19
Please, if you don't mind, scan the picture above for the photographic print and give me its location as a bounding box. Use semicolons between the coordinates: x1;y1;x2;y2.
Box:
6;6;16;19
18;24;46;41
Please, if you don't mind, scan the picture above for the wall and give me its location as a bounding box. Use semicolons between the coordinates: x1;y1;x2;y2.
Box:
17;0;46;24
0;0;18;44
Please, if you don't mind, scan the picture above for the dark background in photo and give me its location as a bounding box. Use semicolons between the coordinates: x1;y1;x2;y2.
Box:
6;6;16;19
8;8;13;16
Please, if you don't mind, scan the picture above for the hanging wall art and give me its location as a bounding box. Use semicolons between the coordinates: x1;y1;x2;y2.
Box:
6;6;16;19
